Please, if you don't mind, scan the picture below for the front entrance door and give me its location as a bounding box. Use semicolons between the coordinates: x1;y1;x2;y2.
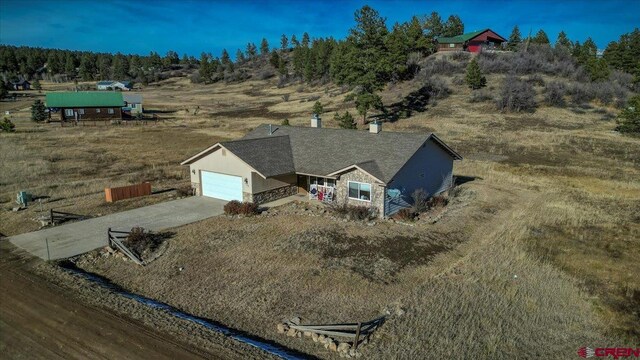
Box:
297;175;308;194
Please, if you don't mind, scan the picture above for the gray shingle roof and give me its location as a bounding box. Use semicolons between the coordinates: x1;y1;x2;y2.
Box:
220;135;295;178
239;124;446;183
123;94;142;104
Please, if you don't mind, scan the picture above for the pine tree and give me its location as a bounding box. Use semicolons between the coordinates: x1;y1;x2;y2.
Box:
423;11;443;39
312;101;324;115
260;38;270;56
290;34;299;47
615;95;640;133
33;78;41;92
335;111;356;129
507;25;522;51
31;99;46;122
269;50;280;69
278;57;287;77
302;32;310;48
355;92;383;124
220;49;231;66
465;57;486;89
280;34;289;51
442;15;464;37
555;31;572;49
236;49;245;64
532;29;550;45
199;53;212;83
246;43;257;59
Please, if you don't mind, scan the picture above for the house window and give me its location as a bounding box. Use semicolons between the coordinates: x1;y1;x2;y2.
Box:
108;108;114;114
96;108;101;113
348;181;371;202
449;43;455;48
77;109;85;115
65;109;74;117
309;176;336;202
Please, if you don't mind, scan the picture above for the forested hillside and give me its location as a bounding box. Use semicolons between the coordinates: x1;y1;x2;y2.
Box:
1;6;638;130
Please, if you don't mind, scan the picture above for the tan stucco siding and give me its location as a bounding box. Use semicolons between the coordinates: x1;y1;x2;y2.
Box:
251;173;296;193
189;148;253;195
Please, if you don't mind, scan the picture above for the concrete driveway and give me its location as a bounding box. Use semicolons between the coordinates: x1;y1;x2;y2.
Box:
8;197;226;260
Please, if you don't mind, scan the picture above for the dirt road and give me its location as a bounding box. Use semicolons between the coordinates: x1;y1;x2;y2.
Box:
0;241;233;360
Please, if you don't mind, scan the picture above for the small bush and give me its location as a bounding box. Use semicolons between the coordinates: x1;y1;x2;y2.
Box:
424;77;451;99
124;227;163;257
330;203;379;221
544;82;566;107
450;51;471;62
497;76;537;112
281;118;290;126
224;200;259;216
469;89;493;103
175;186;193;197
258;69;275;80
394;208;417;221
412;188;429;213
281;93;290;102
0;117;16;132
428;195;449;209
527;74;545;86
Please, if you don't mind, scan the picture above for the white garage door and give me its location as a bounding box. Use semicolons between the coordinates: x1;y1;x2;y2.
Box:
201;171;243;201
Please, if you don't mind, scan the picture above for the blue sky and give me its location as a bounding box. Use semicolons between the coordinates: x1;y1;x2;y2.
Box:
1;0;638;58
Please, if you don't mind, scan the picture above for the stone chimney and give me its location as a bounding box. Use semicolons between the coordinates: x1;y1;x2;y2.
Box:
311;114;322;128
370;121;381;134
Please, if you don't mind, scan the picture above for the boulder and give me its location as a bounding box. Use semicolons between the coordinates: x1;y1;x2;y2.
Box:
286;328;297;337
318;334;326;343
311;333;319;342
337;342;351;353
276;323;288;334
328;341;338;352
303;331;312;337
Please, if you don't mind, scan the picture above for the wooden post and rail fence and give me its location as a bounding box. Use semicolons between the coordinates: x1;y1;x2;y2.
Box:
107;228;145;265
285;317;385;350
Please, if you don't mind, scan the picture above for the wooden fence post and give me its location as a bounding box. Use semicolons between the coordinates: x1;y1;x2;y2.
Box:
107;227;112;247
354;322;362;350
50;208;54;225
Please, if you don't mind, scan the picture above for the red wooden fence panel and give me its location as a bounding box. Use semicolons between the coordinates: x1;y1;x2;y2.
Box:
105;182;151;202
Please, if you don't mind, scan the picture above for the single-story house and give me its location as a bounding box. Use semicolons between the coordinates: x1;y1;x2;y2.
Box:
181;117;462;217
11;79;31;90
436;29;507;53
45;92;124;121
96;80;133;91
122;93;143;115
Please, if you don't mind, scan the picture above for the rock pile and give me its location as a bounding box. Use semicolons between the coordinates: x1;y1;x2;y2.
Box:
276;318;363;358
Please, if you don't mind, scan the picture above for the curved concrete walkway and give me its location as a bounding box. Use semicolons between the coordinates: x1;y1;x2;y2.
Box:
9;197;226;260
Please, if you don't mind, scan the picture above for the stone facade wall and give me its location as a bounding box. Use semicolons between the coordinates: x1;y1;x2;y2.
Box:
250;184;298;204
334;169;386;217
191;182;201;196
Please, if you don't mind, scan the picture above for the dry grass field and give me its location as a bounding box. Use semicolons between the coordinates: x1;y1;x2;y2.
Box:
2;72;639;358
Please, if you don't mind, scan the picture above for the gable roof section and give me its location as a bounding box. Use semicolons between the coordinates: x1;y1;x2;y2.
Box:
242;125;461;183
182;125;461;184
123;94;142;104
181;135;295;178
221;136;295;178
46;92;124;108
437;29;506;44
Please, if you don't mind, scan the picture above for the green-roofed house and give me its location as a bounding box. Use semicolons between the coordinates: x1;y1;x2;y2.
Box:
436;29;506;53
45;92;125;121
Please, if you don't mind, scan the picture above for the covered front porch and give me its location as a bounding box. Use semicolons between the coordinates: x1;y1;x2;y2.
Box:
296;175;337;202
